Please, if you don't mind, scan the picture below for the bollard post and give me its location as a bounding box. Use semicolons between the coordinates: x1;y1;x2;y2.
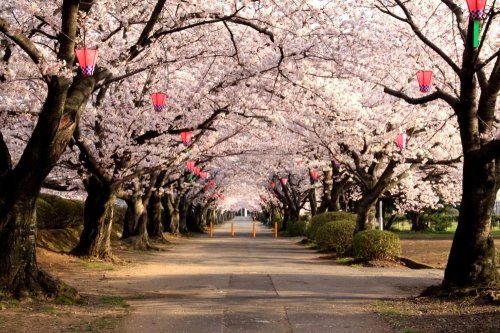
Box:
231;222;234;237
274;222;278;239
252;222;256;238
210;222;213;238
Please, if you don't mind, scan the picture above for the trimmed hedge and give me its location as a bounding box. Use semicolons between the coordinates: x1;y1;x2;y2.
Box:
287;220;308;237
307;211;356;240
353;230;401;261
315;220;356;254
36;193;84;229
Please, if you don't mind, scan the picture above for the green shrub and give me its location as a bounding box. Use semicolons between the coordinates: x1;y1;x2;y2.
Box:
315;220;356;254
287;220;308;237
307;211;356;240
427;214;455;232
353;230;401;261
36;193;84;229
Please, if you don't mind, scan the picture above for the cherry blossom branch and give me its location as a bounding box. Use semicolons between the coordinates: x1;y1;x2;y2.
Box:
132;106;229;144
128;0;167;59
381;0;461;74
471;139;500;164
72;126;113;184
383;86;459;111
440;0;467;42
405;156;462;165
57;0;79;68
478;55;500;132
0;17;43;64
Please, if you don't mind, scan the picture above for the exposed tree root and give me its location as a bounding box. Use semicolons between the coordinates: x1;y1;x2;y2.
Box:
4;269;79;302
122;236;162;251
420;284;500;304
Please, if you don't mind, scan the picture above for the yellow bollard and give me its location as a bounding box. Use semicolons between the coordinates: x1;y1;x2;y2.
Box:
274;222;278;239
231;222;234;237
252;222;256;238
210;222;213;239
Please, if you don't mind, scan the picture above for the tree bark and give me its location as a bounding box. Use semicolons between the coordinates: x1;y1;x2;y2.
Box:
0;194;64;297
72;175;114;259
309;189;317;217
444;158;499;287
147;191;163;239
122;196;150;249
409;211;427;231
355;202;377;231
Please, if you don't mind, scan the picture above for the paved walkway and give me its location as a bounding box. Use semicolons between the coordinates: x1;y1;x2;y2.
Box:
112;217;443;332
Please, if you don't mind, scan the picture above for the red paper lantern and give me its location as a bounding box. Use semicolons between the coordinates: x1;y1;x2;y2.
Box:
180;131;192;146
75;48;98;76
270;182;276;189
466;0;487;19
193;167;201;176
150;92;167;112
185;160;195;172
395;133;407;151
210;194;216;199
280;178;288;185
200;172;208;179
416;71;433;93
310;170;319;180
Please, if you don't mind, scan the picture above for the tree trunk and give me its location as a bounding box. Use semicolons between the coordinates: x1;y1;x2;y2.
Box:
444;159;499;287
178;196;188;232
72;176;114;259
122;198;138;239
147;192;163;239
408;211;427;231
355;202;377;232
0;194;66;297
122;196;150;249
318;170;332;213
309;189;317;217
0;72;100;295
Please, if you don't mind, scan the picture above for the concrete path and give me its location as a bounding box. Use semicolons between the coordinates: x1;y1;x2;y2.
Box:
112;217;443;332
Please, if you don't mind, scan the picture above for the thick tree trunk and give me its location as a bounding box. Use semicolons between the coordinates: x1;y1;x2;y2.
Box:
330;185;343;211
122;198;138;239
0;195;65;297
444;159;499;287
318;170;332;213
186;204;201;232
72;176;114;259
309;190;317;217
122;197;150;249
147;192;163;239
355;202;377;232
179;197;188;232
408;211;427;231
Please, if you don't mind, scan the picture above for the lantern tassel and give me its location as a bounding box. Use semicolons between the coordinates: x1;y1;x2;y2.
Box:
473;20;480;48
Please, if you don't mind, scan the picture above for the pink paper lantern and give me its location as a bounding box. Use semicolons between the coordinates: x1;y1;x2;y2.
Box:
180;131;192;146
466;0;487;19
416;71;433;93
395;133;407;151
150;92;167;112
310;170;319;181
75;48;98;76
280;178;288;185
270;182;276;189
185;160;195;172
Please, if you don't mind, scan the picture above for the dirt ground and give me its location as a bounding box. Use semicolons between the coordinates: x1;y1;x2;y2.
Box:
400;239;500;269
